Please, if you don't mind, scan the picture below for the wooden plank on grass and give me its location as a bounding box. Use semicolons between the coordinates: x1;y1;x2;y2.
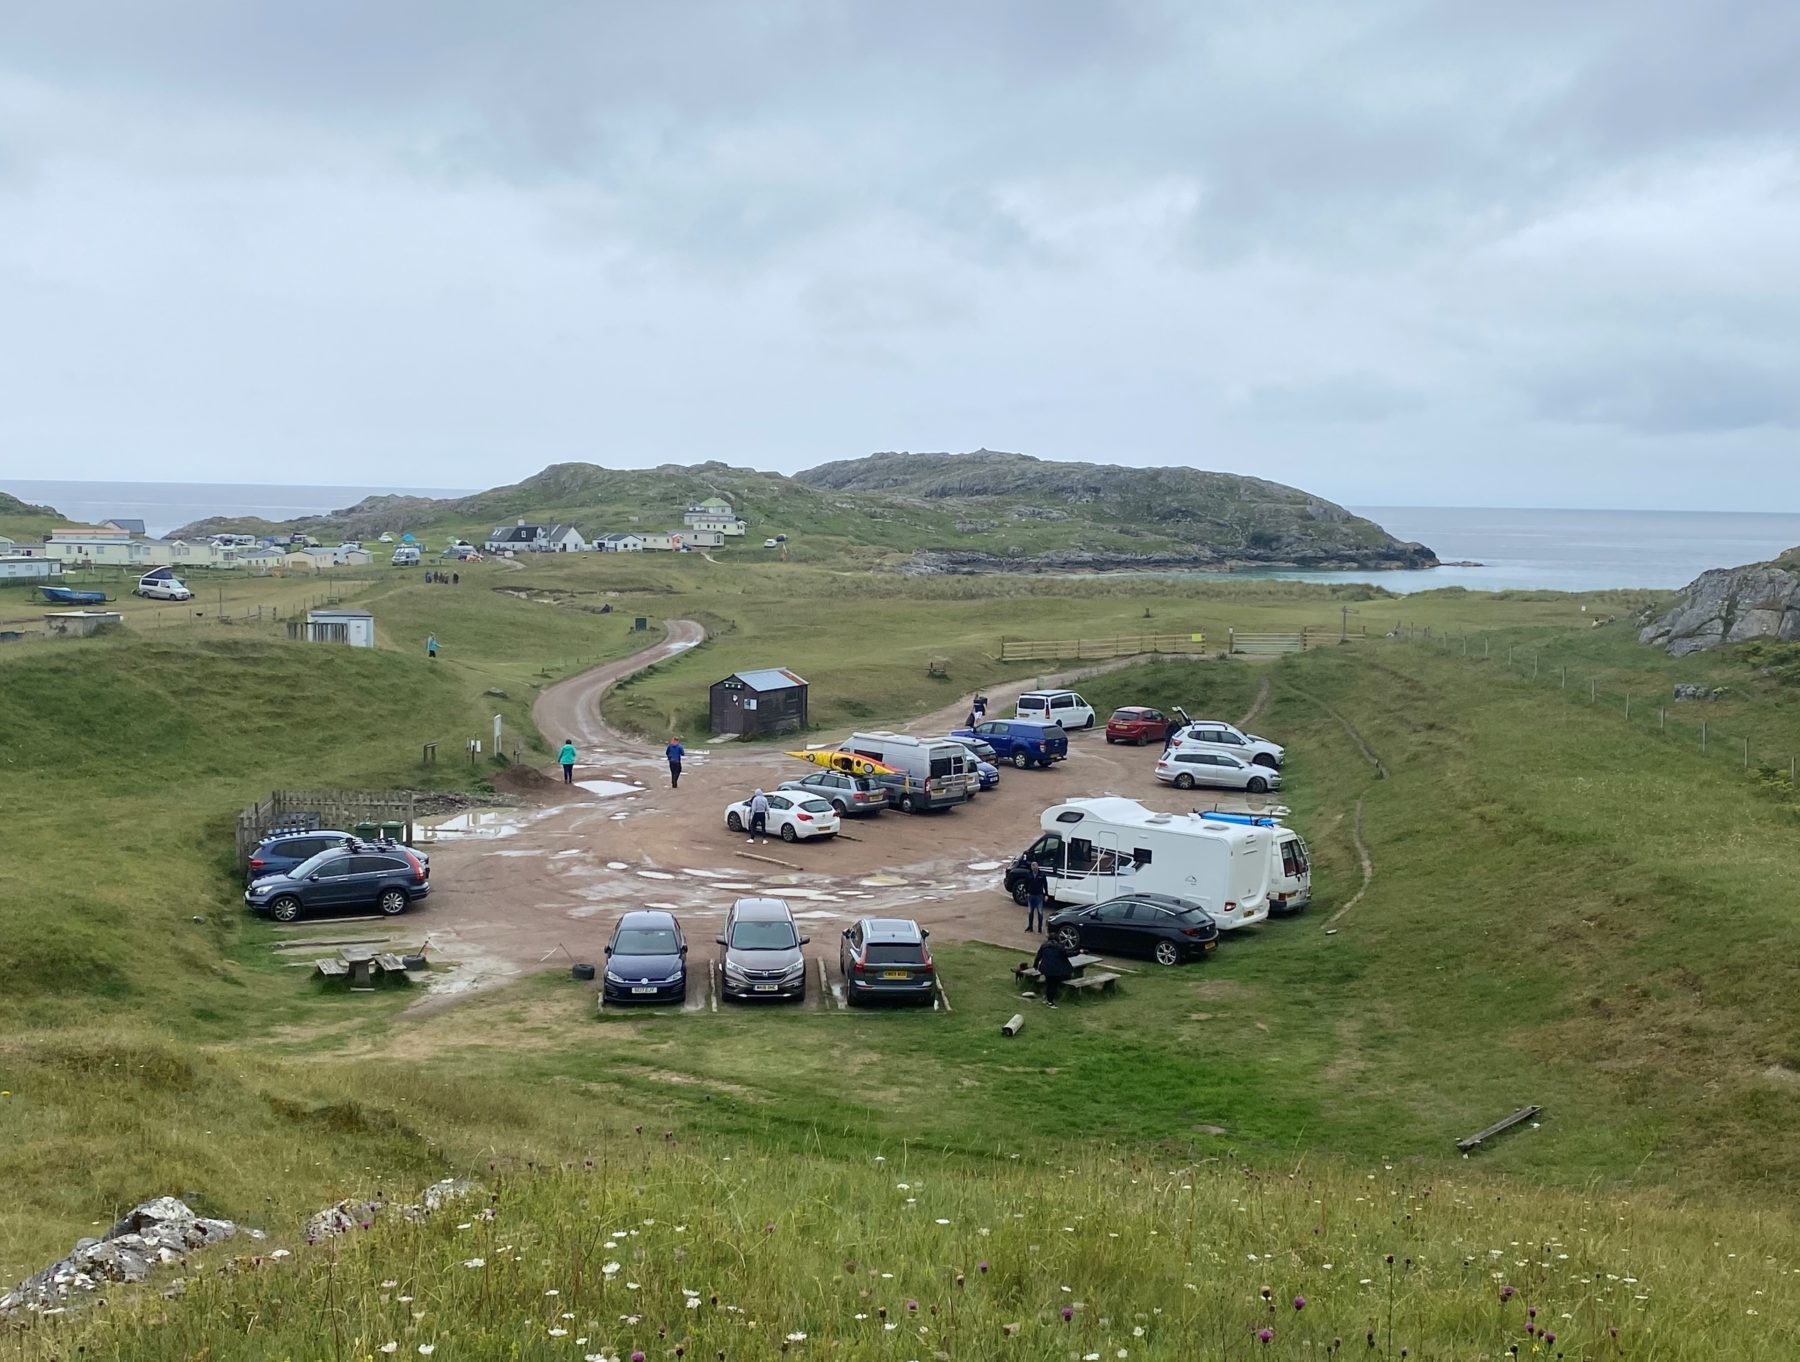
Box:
1456;1104;1542;1153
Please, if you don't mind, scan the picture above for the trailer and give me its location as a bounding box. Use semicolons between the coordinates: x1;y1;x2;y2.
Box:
1004;796;1273;930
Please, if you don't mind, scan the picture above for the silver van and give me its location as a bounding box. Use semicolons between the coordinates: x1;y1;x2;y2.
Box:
842;731;975;813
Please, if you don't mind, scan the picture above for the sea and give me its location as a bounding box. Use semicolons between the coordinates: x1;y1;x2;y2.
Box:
5;481;1797;593
3;480;475;540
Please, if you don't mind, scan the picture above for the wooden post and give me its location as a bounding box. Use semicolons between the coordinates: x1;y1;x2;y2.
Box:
1533;654;1539;679
1589;678;1596;702
1625;692;1631;720
1701;721;1708;754
1660;708;1665;733
1743;737;1750;769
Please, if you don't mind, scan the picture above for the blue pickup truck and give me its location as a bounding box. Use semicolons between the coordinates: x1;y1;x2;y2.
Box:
951;719;1068;769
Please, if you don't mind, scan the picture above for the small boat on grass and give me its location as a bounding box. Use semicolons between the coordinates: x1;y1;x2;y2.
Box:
37;585;112;606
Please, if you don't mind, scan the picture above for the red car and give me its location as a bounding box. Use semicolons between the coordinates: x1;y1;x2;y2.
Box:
1105;706;1175;745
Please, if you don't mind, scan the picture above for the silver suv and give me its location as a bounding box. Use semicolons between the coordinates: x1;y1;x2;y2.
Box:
1169;719;1285;768
717;897;809;1002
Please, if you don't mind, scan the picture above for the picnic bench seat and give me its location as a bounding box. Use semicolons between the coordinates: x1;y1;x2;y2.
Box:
373;953;408;975
314;958;349;978
1063;971;1121;994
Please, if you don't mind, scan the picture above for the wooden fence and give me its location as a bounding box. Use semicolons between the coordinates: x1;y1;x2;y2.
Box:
1228;630;1307;656
997;632;1206;663
235;789;417;866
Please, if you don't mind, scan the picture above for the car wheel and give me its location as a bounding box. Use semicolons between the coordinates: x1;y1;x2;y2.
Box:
1083;714;1095;729
1010;882;1029;906
1175;773;1195;790
1253;754;1278;769
1153;940;1181;967
1247;776;1269;794
726;811;743;831
1105;735;1116;744
378;889;408;916
898;794;917;813
1053;925;1082;952
270;896;302;923
780;823;799;843
1011;751;1029;769
832;800;848;816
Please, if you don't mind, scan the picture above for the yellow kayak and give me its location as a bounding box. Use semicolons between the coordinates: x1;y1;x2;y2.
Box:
786;749;897;777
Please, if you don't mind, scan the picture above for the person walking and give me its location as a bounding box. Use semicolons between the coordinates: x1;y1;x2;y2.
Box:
747;788;770;843
1033;935;1074;1008
1022;860;1049;934
452;571;459;585
665;736;685;788
558;737;577;784
426;633;438;660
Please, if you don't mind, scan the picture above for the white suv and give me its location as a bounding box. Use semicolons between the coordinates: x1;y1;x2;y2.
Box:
1169;720;1284;768
1016;690;1095;730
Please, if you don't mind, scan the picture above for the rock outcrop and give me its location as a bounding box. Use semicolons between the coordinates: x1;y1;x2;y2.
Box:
1639;551;1800;656
0;1197;260;1317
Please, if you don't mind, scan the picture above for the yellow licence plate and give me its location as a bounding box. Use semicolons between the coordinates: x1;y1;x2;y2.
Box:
880;971;910;980
1204;941;1217;951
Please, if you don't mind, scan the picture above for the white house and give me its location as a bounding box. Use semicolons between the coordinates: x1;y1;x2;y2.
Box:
44;527;147;565
684;527;725;548
541;524;588;552
304;608;375;648
333;547;374;566
0;555;61;581
238;548;286;571
596;533;644;552
486;520;549;553
688;513;747;537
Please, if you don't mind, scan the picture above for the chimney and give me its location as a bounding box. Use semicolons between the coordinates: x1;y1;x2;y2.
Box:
516;517;525;528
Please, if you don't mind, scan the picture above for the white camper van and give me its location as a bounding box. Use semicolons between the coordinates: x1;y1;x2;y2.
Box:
391;545;421;567
1199;811;1311;914
841;731;975;813
134;567;193;601
1004;796;1272;930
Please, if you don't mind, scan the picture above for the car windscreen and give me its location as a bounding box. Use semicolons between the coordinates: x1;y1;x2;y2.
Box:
730;920;798;950
614;928;680;954
799;799;833;813
865;943;925;964
288;850;338;878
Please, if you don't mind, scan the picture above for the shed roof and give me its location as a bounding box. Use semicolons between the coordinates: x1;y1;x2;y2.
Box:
721;667;808;692
308;608;374;619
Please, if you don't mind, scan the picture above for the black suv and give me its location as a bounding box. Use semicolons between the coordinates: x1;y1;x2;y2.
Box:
244;843;431;923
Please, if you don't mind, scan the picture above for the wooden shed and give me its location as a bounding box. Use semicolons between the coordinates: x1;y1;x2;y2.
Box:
709;668;809;738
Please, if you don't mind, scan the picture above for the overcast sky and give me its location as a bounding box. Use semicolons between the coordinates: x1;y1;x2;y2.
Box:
2;1;1796;510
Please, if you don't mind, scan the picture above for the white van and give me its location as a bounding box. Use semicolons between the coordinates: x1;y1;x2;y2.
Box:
1200;811;1311;913
1006;796;1272;929
1016;690;1095;730
841;731;975;813
135;567;193;602
391;545;421;567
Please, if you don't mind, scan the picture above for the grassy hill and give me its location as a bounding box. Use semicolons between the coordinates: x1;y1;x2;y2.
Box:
157;452;1435;572
0;490;65;544
8;572;1800;1351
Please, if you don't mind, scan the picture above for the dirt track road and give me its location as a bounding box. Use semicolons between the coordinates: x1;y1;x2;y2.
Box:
378;630;1275;1007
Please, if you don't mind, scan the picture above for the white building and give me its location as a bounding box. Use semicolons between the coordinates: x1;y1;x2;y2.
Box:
486;520;549;553
0;555;61;581
639;531;684;551
333;547;374;566
44;527;147;565
684;528;725;548
596;533;644;552
541;524;588;552
305;608;376;648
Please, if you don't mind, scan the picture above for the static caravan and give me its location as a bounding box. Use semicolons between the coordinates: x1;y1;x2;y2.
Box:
1010;796;1272;930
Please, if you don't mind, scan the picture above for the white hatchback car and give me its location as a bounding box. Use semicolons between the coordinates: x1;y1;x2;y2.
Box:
1016;689;1096;730
1169;720;1285;768
724;792;841;842
1154;749;1283;794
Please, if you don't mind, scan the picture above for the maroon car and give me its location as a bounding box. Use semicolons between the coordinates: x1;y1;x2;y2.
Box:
1105;706;1174;745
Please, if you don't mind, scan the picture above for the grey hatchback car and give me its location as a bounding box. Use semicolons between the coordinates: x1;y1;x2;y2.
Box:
717;897;810;1002
839;918;936;1007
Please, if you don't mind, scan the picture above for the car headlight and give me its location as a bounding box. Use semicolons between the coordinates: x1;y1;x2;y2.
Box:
781;961;806;979
723;960;749;979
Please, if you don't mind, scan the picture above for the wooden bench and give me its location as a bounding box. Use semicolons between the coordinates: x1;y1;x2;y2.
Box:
1063;971;1121;995
373;953;409;976
314;958;349;979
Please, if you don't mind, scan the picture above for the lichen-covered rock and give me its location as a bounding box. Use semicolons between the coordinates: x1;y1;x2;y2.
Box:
1641;556;1800;656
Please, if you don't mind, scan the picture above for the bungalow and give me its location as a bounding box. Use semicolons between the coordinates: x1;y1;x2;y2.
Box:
596;533;645;552
238;548;286;571
333;547;374;566
283;548;337;572
485;520;549;553
541;524;589;552
639;531;683;552
684;528;725;548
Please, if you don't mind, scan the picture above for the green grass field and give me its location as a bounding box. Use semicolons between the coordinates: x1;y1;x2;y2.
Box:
6;567;1800;1352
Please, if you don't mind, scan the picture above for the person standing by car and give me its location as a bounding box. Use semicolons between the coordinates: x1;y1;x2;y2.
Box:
748;788;770;843
558;738;577;784
1033;936;1074;1008
1023;860;1049;934
666;736;685;788
1162;719;1179;751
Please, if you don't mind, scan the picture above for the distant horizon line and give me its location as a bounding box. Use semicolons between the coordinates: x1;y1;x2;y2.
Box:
4;478;1797;518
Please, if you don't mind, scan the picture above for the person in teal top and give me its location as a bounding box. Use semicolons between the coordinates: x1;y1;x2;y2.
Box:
558;739;577;784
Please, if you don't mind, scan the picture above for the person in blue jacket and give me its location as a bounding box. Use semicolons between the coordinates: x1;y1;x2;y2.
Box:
665;736;685;788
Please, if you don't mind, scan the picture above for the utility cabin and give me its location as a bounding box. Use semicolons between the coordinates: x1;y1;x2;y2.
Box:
304;608;376;648
709;668;809;739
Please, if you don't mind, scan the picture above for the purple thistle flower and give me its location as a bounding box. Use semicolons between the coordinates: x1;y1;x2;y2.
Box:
1500;1285;1515;1302
978;1261;989;1274
1293;1296;1306;1311
1528;1306;1537;1320
632;1353;646;1362
1061;1306;1073;1322
1258;1327;1274;1344
1543;1331;1556;1346
906;1299;918;1313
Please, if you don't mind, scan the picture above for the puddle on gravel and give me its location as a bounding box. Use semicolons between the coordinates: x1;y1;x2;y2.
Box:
606;861;629;870
635;870;677;881
682;868;731;878
554;850;583;859
428;810;524;839
858;874;908;887
576;779;646;798
487;848;548;858
967;860;1004;871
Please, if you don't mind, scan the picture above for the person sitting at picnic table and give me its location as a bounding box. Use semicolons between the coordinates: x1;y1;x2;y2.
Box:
1032;936;1075;1009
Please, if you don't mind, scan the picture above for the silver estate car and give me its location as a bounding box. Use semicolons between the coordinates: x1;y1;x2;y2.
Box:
1153;748;1282;794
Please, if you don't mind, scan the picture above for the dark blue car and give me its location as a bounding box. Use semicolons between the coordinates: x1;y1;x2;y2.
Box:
245;829;358;885
952;719;1068;769
603;910;689;1004
244;844;431;922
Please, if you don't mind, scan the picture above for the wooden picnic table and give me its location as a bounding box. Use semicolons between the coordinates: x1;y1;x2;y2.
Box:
316;947;420;989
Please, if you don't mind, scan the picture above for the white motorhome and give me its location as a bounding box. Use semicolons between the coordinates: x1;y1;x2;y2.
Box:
1199;810;1311;914
1006;796;1272;929
134;566;193;601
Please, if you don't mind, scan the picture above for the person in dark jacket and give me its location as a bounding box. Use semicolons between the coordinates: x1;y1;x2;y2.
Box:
1022;860;1049;934
665;737;685;788
1032;937;1074;1008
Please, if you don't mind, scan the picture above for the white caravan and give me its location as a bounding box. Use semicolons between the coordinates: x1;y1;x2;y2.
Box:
1198;810;1311;914
1010;796;1272;930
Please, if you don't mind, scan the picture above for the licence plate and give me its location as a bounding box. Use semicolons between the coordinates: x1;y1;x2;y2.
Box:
631;987;658;995
880;970;910;980
753;983;780;992
1203;941;1218;951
